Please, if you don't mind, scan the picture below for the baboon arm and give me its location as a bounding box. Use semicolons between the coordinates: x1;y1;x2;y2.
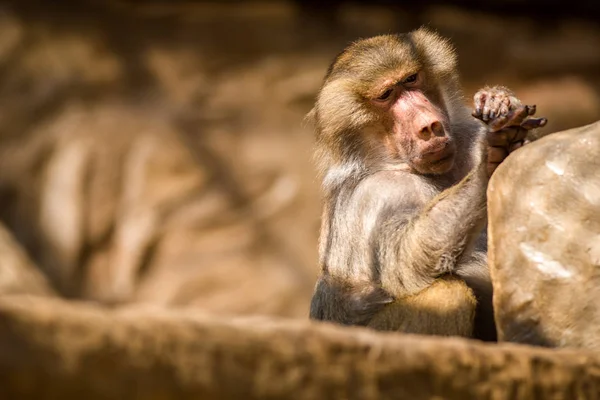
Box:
455;250;489;289
378;164;488;297
455;250;496;341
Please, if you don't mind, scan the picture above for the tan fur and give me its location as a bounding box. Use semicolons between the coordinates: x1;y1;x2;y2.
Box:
309;28;498;341
368;277;476;337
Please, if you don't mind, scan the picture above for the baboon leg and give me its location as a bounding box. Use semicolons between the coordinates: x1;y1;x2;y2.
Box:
368;277;476;337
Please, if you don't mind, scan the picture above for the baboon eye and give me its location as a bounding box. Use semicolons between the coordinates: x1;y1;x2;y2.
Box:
377;88;393;101
403;73;418;84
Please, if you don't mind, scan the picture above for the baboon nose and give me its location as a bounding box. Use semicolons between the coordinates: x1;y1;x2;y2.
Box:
418;121;444;140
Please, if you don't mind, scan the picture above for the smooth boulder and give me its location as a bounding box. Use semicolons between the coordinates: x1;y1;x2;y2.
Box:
488;120;600;349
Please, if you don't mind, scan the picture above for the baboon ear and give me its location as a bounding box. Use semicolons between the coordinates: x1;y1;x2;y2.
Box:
411;27;458;78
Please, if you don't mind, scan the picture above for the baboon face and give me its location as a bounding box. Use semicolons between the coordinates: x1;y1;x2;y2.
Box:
314;32;459;175
369;70;455;175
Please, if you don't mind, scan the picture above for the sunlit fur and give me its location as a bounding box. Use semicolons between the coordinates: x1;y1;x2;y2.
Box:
308;28;497;341
307;28;475;188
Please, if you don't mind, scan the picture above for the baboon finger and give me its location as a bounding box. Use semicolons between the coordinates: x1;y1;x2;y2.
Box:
497;97;511;117
527;104;537;116
473;91;486;117
520;117;548;130
482;95;496;121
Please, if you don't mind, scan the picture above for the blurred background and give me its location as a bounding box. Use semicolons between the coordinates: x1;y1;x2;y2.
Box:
0;0;598;319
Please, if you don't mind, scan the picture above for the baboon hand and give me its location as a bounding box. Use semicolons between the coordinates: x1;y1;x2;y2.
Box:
472;86;521;122
484;104;548;149
472;86;547;132
472;86;547;177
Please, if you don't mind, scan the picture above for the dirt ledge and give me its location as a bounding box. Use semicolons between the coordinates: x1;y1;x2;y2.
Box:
0;295;598;399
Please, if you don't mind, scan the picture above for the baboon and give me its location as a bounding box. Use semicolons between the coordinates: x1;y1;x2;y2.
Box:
307;28;546;341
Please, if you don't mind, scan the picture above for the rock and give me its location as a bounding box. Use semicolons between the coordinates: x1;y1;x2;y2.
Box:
0;6;320;316
0;103;312;317
0;223;55;297
0;295;599;400
488;120;600;349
